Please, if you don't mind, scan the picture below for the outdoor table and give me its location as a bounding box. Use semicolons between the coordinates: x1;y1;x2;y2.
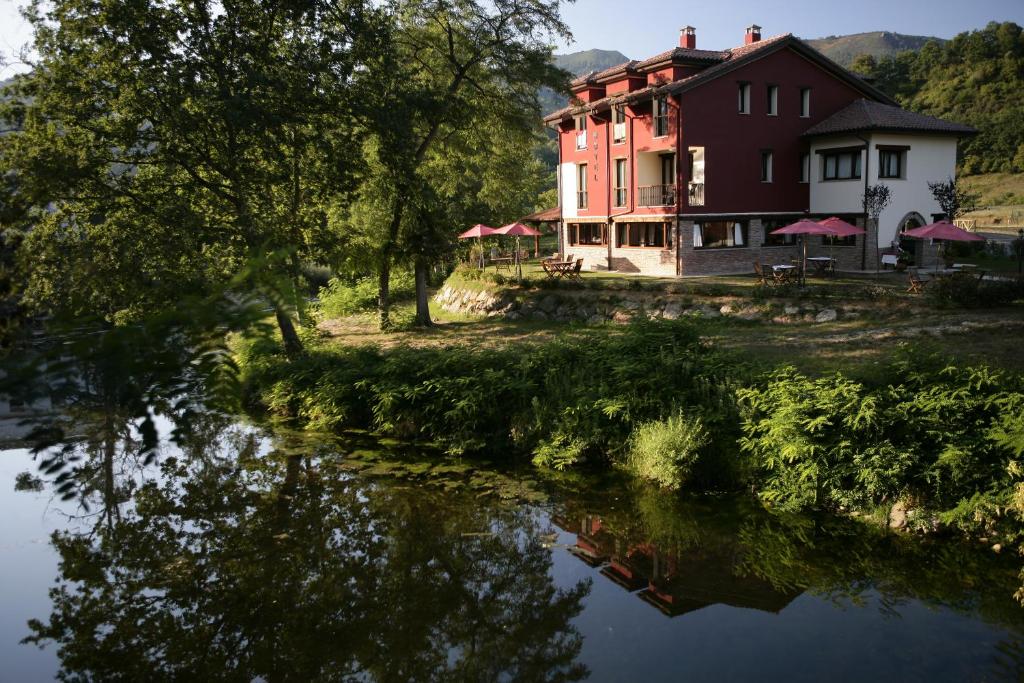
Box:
772;264;796;272
543;260;575;279
489;256;514;272
952;263;978;270
807;256;835;277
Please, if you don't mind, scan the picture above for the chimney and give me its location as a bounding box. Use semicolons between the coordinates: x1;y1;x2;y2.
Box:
745;24;762;45
679;25;696;49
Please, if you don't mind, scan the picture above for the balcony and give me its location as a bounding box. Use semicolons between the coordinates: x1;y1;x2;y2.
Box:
688;182;705;207
637;184;676;207
575;131;587;150
612;122;626;144
577;190;588;209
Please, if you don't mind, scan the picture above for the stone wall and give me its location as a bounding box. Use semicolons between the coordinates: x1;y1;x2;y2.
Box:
434;282;872;326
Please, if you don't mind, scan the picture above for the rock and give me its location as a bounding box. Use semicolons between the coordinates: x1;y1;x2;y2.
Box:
771;315;792;324
506;311;521;321
531;311;549;321
783;304;800;315
538;295;558;313
663;302;683;320
621;299;641;311
719;303;735;315
737;308;761;321
702;306;722;318
889;501;909;530
612;310;632;323
815;308;838;323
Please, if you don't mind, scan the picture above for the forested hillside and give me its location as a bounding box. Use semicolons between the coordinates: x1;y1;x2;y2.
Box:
807;31;942;66
849;21;1024;175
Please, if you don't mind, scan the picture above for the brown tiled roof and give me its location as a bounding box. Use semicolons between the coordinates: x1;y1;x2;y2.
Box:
802;99;977;136
521;206;561;223
634;46;729;68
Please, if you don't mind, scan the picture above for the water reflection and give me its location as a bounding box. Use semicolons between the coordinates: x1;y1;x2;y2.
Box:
23;429;590;681
13;424;1024;681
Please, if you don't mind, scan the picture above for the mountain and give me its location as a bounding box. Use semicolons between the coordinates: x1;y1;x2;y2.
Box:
541;49;630;115
805;31;944;67
554;49;630;76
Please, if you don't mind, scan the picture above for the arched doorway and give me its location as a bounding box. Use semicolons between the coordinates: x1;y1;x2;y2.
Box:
896;212;926;265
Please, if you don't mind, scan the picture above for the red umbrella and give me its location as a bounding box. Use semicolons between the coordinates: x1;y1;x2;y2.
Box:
902;220;983;242
495;223;542;280
770;219;839;285
902;220;983;270
459;224;496;269
818;216;865;237
459;224;496;239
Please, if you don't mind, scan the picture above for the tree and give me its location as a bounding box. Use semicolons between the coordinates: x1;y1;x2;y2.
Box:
928;177;980;220
863;184;892;268
2;0;383;354
356;0;570;329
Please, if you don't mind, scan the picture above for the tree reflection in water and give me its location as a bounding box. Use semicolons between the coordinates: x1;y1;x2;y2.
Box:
24;427;591;682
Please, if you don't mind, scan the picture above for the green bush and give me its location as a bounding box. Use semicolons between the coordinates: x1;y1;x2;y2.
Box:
926;273;1024;308
738;358;1024;541
626;412;709;490
240;319;741;470
316;271;416;319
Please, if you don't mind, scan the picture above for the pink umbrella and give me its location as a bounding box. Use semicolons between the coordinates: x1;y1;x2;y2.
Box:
770;219;840;286
459;224;496;269
902;220;983;270
459;224;496;239
818;216;866;237
495;223;542;280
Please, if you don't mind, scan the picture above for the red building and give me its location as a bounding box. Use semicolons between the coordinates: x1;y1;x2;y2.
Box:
544;25;975;275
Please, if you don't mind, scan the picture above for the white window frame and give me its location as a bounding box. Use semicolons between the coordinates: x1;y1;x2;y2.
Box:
767;85;778;116
738;83;751;114
760;150;773;183
800;88;811;118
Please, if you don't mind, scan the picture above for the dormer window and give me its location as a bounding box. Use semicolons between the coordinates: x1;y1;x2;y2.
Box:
575;115;588;150
653;96;669;137
738;82;751;114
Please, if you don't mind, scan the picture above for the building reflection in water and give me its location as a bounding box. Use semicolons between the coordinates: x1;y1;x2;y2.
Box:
552;512;801;617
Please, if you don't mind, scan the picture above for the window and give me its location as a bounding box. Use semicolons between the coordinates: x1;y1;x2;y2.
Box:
653;96;669;137
762;219;796;246
576;164;588;208
822;150;861;180
822;234;856;247
613;106;626;143
738;82;751;114
879;148;905;179
617;222;672;248
800;153;810;183
575;115;588;149
568;223;605;246
800;88;810;118
760;151;773;183
767;85;778;116
693;221;747;249
613;158;627;207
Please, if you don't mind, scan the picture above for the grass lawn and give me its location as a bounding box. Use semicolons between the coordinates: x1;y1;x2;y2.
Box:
317;297;1024;380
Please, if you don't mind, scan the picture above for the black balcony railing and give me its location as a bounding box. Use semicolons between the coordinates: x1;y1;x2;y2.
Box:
637;184;676;207
688;182;705;207
577;190;588;209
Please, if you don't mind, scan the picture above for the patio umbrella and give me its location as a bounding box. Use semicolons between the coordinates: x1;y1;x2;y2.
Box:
817;217;866;271
902;220;983;271
769;219;838;286
459;224;496;268
494;222;542;280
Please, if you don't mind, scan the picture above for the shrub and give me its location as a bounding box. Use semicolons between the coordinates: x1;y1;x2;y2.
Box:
316;271;416;319
926;273;1024;308
626;412;709;490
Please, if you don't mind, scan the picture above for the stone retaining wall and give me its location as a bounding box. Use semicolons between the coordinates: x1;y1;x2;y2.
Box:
434;283;878;325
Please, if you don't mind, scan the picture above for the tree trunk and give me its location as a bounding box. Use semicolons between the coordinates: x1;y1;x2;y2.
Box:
377;260;392;331
414;260;432;327
275;308;304;357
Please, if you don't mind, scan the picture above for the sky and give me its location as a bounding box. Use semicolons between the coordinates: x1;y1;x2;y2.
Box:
2;0;1024;78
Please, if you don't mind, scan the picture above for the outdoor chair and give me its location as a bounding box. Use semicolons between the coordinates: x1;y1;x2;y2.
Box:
568;258;584;281
753;261;771;286
907;268;927;294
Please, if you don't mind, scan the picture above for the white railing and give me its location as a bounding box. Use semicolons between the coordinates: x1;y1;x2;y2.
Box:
576;131;587;150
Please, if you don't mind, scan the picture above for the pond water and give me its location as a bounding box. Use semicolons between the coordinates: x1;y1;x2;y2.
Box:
3;415;1024;682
